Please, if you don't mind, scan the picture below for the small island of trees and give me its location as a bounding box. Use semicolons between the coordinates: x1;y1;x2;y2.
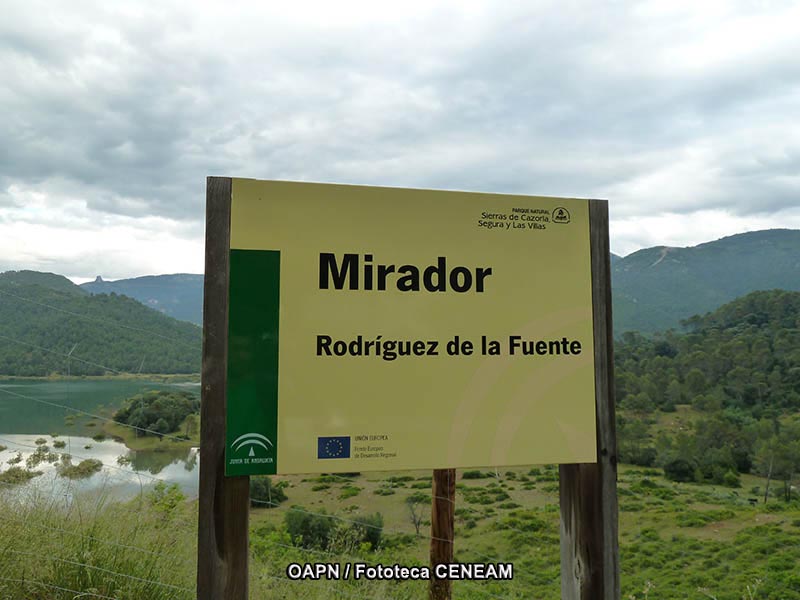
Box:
113;389;199;437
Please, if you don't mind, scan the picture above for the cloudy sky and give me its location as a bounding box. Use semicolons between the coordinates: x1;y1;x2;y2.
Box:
2;0;799;282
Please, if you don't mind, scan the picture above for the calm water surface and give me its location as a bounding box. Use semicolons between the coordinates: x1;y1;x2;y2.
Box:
0;379;199;500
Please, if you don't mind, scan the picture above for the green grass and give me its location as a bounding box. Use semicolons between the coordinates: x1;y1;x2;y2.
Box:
1;464;798;599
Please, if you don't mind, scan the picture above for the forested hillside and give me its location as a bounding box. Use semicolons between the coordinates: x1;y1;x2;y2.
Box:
0;270;201;375
616;290;800;496
613;229;800;333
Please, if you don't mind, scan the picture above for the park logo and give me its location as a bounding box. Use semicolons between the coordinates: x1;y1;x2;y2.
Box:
553;207;571;224
232;432;274;457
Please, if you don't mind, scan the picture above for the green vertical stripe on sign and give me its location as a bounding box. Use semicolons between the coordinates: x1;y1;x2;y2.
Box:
225;249;280;476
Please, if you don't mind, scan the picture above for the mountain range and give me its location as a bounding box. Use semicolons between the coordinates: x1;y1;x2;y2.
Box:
75;229;800;335
81;273;204;325
612;229;800;333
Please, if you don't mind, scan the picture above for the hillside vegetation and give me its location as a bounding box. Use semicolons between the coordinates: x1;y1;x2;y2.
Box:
0;270;201;375
613;229;800;333
616;290;800;495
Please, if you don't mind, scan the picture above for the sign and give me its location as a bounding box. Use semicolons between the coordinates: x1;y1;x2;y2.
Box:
225;179;597;475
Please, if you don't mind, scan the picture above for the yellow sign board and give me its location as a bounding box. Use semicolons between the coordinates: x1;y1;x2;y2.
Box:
225;179;597;475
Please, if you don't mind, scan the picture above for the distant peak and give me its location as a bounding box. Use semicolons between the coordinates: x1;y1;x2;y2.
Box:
94;276;104;283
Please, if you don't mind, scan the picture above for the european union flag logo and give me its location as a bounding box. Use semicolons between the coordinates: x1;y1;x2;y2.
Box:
317;436;351;459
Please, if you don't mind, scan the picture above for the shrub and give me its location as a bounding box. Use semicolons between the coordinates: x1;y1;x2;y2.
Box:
285;506;335;549
386;475;414;484
462;470;490;479
147;482;186;516
339;486;361;499
677;509;736;527
722;470;741;488
250;476;287;508
663;458;695;482
353;512;383;550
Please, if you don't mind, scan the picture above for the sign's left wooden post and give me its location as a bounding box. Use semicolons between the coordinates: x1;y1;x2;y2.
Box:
198;176;250;600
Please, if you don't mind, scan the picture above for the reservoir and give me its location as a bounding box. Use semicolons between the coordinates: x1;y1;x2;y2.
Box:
0;379;199;500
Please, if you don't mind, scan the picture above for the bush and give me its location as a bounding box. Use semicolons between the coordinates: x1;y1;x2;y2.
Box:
723;470;741;488
386;475;414;484
663;458;695;482
462;470;490;479
250;476;287;508
676;509;736;527
339;486;361;499
353;513;383;550
147;482;186;516
285;507;335;549
625;446;658;467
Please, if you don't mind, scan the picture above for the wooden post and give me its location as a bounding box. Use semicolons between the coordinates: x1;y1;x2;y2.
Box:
197;177;251;600
559;199;620;600
430;468;456;600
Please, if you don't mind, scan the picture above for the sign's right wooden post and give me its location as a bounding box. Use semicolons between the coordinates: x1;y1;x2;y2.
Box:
559;199;619;600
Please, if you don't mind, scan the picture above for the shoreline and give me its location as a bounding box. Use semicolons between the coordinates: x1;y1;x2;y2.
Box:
102;420;200;452
0;376;201;452
0;374;200;383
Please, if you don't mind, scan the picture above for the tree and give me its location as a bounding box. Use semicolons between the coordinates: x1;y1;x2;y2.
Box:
686;368;707;396
665;379;682;410
754;418;800;503
621;391;654;415
405;492;428;537
153;418;169;436
184;414;198;438
618;417;656;467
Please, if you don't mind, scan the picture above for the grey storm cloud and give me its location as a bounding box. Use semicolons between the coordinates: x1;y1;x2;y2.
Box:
1;0;799;229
